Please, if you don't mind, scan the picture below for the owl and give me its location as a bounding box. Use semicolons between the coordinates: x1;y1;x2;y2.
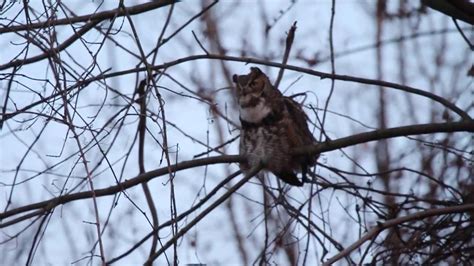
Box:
232;67;317;186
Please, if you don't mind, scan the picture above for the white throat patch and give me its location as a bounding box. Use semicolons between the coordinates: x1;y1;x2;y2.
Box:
240;101;272;123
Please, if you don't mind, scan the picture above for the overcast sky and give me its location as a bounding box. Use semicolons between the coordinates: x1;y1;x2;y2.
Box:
0;0;471;264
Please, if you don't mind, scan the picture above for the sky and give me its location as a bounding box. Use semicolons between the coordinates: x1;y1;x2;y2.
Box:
0;0;472;264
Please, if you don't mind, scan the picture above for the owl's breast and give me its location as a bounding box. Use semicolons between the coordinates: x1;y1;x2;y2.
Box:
240;123;291;169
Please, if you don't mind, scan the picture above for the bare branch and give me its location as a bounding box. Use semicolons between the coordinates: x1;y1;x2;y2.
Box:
324;203;474;265
1;121;471;225
274;21;297;89
0;0;178;34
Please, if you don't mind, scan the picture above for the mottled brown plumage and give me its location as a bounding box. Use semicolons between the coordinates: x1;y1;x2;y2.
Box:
232;67;317;186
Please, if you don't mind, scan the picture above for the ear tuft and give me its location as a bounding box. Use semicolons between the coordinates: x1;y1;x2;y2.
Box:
250;67;262;75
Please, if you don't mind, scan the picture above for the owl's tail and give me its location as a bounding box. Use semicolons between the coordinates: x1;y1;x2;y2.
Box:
275;171;303;186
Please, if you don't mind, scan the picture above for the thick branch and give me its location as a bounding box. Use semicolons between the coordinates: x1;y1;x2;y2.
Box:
0;155;244;223
1;121;472;224
293;121;474;156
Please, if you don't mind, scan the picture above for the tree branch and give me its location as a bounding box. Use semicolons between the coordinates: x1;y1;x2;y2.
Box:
3;54;469;122
144;164;264;265
323;203;474;265
1;121;471;225
274;21;297;89
294;121;474;156
0;0;179;34
0;155;244;223
0;20;100;70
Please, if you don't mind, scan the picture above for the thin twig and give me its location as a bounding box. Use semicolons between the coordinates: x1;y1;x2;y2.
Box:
323;203;474;265
0;20;100;70
107;170;243;264
452;18;474;51
121;3;162;260
147;0;218;59
0;66;17;129
274;21;297;89
134;78;161;259
319;0;336;142
145;164;264;264
192;30;210;55
0;0;179;34
193;135;239;158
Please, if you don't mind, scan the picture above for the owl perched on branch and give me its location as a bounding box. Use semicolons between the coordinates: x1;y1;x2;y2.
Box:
233;67;318;186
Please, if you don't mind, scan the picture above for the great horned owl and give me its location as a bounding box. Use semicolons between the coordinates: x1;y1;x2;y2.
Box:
232;67;317;186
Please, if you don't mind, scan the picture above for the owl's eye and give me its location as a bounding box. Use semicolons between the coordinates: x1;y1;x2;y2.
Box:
250;79;260;88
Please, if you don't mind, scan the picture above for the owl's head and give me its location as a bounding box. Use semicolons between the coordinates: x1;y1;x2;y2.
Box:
232;67;277;123
232;67;275;106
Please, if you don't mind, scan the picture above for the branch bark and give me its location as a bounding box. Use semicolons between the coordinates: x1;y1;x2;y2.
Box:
293;121;474;156
1;121;471;225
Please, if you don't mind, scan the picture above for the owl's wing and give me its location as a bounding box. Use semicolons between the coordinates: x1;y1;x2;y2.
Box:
283;97;318;174
283;97;315;144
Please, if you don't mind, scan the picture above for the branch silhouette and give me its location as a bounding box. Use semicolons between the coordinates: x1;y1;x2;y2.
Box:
324;203;474;265
1;121;471;226
2;55;470;125
0;0;179;34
